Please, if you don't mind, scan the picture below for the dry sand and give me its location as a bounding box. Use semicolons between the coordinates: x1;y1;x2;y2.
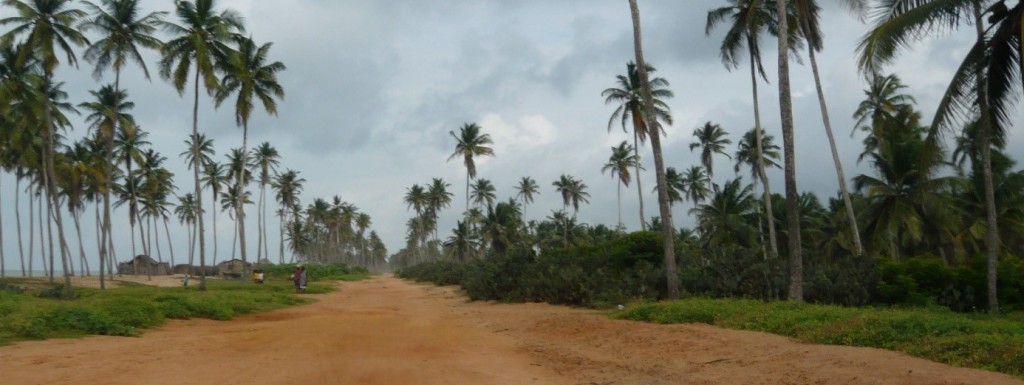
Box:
1;275;1021;385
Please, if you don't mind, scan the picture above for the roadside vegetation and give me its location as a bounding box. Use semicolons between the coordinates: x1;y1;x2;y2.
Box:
0;263;366;346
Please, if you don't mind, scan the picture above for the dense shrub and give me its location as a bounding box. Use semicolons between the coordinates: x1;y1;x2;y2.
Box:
261;263;369;281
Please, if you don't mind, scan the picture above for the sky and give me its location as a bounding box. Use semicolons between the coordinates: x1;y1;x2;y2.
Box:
2;0;1022;273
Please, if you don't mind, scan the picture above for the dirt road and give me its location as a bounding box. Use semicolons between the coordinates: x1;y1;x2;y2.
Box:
2;275;1021;385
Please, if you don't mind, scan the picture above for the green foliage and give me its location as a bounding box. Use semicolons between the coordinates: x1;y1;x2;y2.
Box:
0;279;320;346
260;263;370;282
874;256;1024;312
399;233;664;307
617;298;1024;377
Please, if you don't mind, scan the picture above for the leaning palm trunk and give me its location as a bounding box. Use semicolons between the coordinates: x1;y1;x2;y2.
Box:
776;0;803;301
28;189;35;276
749;50;780;259
41;91;73;294
633;130;646;231
971;0;1000;314
806;45;863;257
237;123;250;279
192;70;208;291
16;175;25;276
629;0;679;299
73;210;88;276
164;217;175;267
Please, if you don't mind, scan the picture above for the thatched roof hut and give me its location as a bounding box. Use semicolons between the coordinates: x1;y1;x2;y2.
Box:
118;255;171;275
216;259;250;278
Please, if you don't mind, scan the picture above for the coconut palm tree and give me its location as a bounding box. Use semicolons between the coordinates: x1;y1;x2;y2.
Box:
78;84;135;287
272;169;303;263
689;121;732;180
662;167;685;206
791;0;864;258
602;140;640;230
174;193;198;269
114;126;148;258
214;36;285;273
735;127;781;257
470;178;497;209
404;184;427;217
856;0;1018;312
447;122;494;212
693;178;757;248
628;0;680;298
250;141;279;262
185;134;217;260
2;0;90;295
773;0;803;301
602;61;673;231
706;0;782;261
159;0;245;290
681;166;711;207
514;176;539;219
444;220;475;262
425;178;452;241
79;0;164;286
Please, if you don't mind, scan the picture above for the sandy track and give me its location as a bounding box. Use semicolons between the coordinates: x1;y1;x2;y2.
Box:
1;275;1021;385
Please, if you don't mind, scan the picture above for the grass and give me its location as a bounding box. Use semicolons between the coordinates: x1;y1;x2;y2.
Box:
615;298;1024;378
0;275;344;346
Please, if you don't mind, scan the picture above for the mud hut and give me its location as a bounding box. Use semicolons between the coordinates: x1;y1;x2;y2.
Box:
118;255;171;275
216;259;250;278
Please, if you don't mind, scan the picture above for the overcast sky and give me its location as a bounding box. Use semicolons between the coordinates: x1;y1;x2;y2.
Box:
3;0;1021;272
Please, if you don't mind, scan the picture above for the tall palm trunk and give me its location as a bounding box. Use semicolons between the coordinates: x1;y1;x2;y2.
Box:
237;123;249;279
257;181;264;263
749;47;780;258
73;210;88;277
629;0;679;299
192;69;208;290
164;217;175;267
42;184;53;281
0;173;4;277
98;70;123;289
776;0;803;301
632;129;646;231
28;189;35;276
211;187;218;262
806;45;862;257
972;0;999;314
15;174;25;276
145;213;153;280
616;181;623;230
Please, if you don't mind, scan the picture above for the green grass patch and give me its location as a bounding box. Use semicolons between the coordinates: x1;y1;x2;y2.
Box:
616;298;1024;378
0;277;340;346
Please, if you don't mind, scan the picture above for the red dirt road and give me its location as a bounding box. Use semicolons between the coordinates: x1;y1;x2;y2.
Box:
2;275;1021;385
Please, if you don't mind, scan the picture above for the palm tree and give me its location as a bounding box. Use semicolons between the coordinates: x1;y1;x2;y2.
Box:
444;220;475;262
2;0;89;295
706;0;782;261
404;184;427;216
214;36;285;273
185;134;217;260
78;84;135;287
689;121;732;180
662;167;685;206
602;140;640;230
355;212;371;265
114;126;148;259
514;176;540;219
791;0;864;258
79;0;164;286
470;178;497;208
174;193;198;269
250;142;280;262
773;0;803;301
693;178;757;248
447;122;494;212
681;166;711;206
426;178;452;241
602;61;673;231
272;169;303;263
735;127;781;256
629;0;681;299
856;0;1014;313
159;0;245;290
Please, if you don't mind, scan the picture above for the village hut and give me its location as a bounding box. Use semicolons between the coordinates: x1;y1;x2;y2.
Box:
118;255;171;275
216;259;250;278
